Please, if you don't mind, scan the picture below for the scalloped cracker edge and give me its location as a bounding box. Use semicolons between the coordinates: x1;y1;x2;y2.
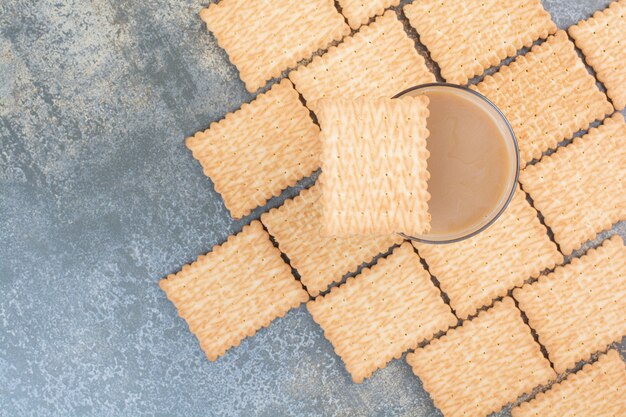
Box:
513;235;626;373
186;79;320;219
338;0;400;29
307;242;456;383
200;0;349;92
159;220;308;361
289;11;435;114
404;0;556;84
261;185;402;296
407;298;555;417
569;0;626;110
413;187;562;319
512;349;626;417
472;30;612;166
520;112;626;255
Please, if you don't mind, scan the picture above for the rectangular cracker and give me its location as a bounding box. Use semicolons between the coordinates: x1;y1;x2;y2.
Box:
289;11;435;113
472;31;613;166
519;113;626;255
186;79;320;219
261;185;402;296
406;298;555;417
404;0;556;84
307;242;456;383
317;97;431;236
200;0;349;92
569;0;626;110
512;349;626;417
413;187;562;319
513;235;626;373
338;0;400;29
159;221;309;361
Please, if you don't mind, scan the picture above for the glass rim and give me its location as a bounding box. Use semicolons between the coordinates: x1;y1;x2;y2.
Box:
392;82;520;245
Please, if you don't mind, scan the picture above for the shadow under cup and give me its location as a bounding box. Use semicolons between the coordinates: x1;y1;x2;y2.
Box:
393;83;520;244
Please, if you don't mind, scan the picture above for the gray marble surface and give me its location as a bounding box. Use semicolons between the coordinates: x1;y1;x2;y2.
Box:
0;1;624;416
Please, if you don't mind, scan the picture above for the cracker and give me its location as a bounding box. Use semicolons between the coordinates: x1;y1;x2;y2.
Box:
338;0;400;29
200;0;349;92
308;242;456;383
261;185;402;296
317;97;431;236
159;221;308;361
289;11;435;113
413;187;562;319
569;0;626;110
404;0;556;85
186;79;320;219
512;349;626;417
406;298;555;417
519;113;626;255
472;31;612;166
513;235;626;373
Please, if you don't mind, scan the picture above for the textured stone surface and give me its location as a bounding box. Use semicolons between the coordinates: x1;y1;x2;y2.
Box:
0;1;624;416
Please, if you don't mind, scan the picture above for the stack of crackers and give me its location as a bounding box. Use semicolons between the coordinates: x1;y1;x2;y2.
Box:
159;1;626;416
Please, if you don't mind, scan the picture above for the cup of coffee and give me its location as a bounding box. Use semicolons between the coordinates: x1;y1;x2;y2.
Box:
394;83;520;244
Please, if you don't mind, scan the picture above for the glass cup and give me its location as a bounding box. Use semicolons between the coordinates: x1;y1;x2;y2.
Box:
393;83;520;244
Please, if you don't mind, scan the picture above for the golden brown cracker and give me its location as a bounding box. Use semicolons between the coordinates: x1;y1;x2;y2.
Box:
569;0;626;110
338;0;400;29
404;0;556;84
289;11;435;113
406;298;555;417
512;349;626;417
413;187;562;319
472;31;613;166
200;0;349;92
307;242;456;383
317;97;431;236
159;221;308;361
261;185;402;296
513;235;626;373
186;79;320;219
520;113;626;255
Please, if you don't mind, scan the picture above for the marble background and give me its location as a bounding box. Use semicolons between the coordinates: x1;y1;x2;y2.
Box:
0;0;624;416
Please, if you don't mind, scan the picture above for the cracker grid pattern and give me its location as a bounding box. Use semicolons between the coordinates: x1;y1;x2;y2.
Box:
186;79;320;219
520;113;626;255
473;31;613;166
406;298;555;417
413;188;562;319
569;0;626;110
513;235;626;373
200;0;349;92
289;11;435;113
512;349;626;417
317;97;431;236
308;243;456;383
261;185;402;296
338;0;400;29
404;0;556;84
159;221;308;361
